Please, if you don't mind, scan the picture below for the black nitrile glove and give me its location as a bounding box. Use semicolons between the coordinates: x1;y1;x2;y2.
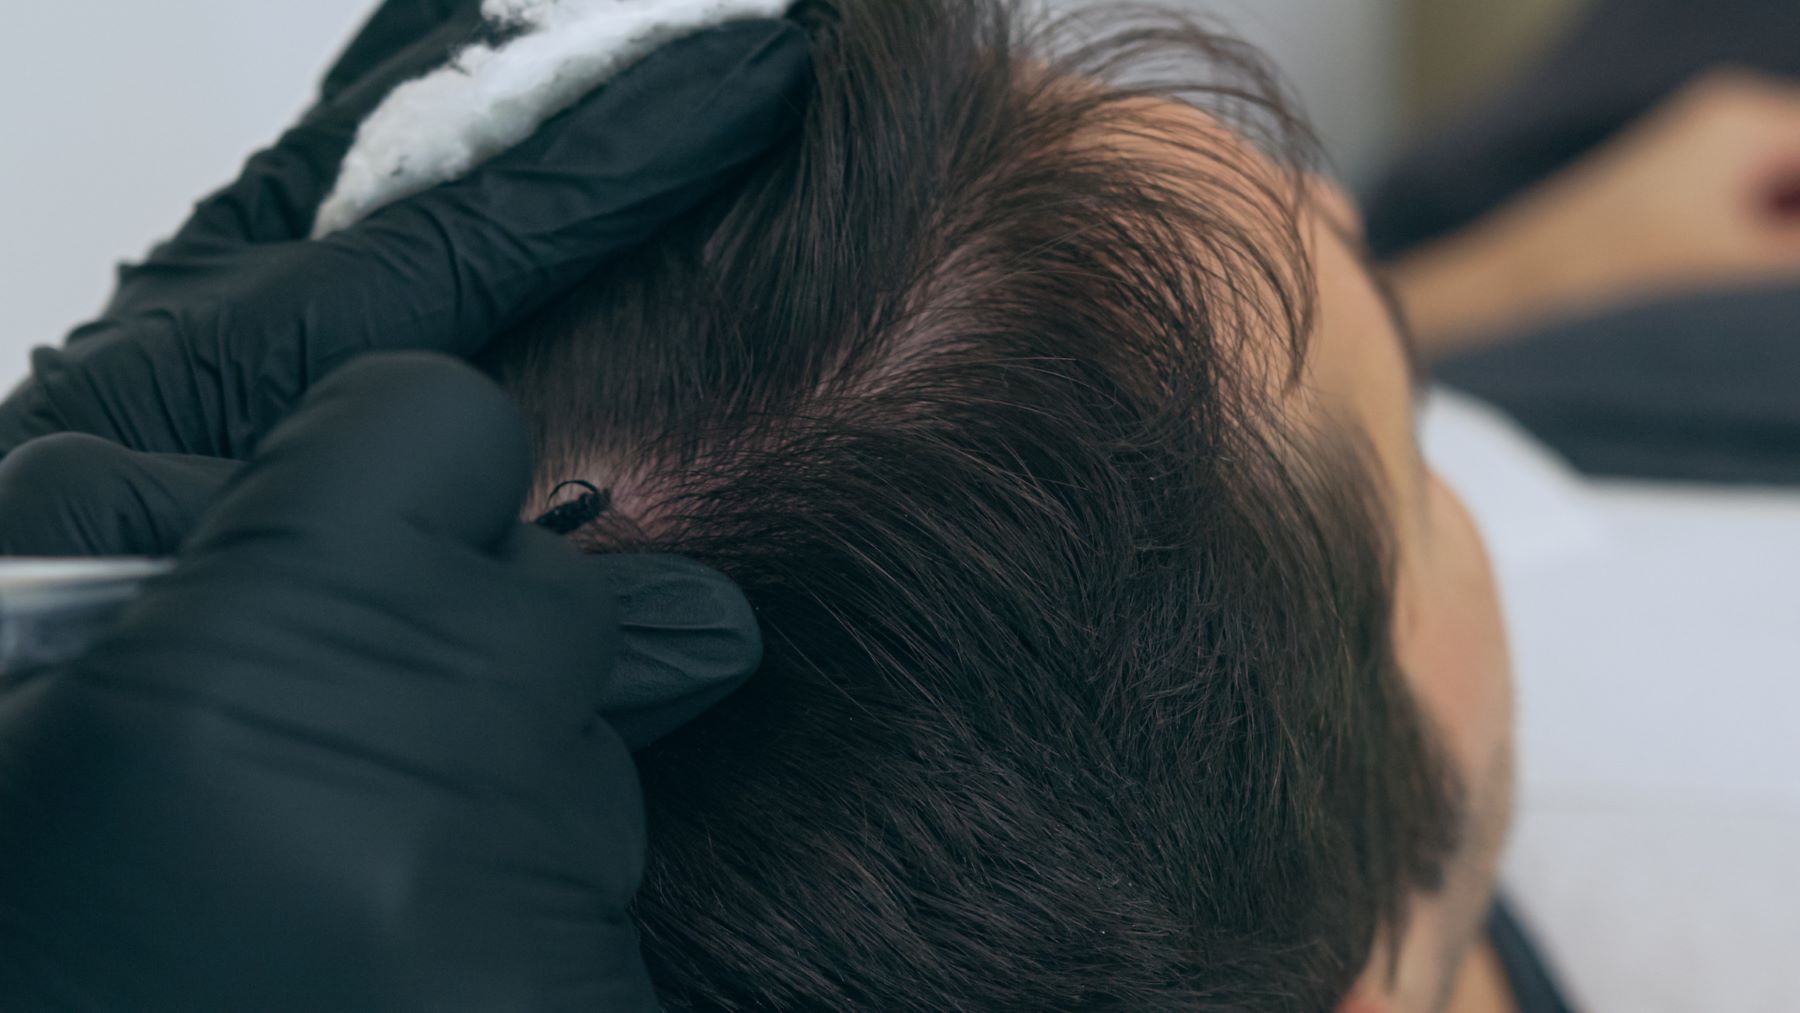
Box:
0;354;721;1011
0;435;236;558
319;1;485;107
0;8;810;459
0;429;761;751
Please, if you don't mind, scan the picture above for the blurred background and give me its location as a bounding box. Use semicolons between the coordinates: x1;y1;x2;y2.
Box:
0;0;1584;348
3;2;1796;1010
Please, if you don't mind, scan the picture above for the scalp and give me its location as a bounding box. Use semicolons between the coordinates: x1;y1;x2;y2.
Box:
483;1;1459;1009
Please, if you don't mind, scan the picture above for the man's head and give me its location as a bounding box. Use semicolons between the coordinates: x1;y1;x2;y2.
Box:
483;1;1513;1008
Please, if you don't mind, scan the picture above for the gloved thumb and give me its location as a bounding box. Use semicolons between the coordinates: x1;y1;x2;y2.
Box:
0;435;236;558
319;1;484;106
183;352;532;556
595;553;764;749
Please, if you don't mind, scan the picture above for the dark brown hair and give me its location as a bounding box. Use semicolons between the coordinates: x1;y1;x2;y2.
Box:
485;1;1460;1007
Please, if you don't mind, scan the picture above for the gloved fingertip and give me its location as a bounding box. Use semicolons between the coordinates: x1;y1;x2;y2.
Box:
193;353;533;552
0;435;235;558
591;554;763;749
319;0;486;104
603;16;814;133
729;15;814;82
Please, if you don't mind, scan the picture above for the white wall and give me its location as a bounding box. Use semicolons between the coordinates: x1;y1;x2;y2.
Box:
0;0;1397;388
1187;0;1402;182
0;1;369;381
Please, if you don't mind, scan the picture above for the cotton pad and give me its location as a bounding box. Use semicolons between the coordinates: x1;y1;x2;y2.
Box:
313;0;797;237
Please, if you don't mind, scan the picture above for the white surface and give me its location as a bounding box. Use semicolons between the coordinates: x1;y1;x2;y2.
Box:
1420;389;1603;574
0;1;369;372
1423;389;1800;1013
1178;0;1401;182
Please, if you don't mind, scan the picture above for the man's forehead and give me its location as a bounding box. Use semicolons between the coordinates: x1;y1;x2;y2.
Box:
1083;94;1316;387
1100;96;1293;191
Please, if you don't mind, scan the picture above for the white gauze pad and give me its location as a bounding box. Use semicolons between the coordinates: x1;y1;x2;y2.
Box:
312;0;796;237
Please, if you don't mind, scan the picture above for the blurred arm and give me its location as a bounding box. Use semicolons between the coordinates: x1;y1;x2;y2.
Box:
1385;68;1800;357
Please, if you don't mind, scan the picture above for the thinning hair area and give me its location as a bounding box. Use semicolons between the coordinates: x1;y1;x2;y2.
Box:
482;0;1462;1008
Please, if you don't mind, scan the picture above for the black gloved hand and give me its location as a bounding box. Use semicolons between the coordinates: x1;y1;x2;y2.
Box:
0;432;760;752
0;435;235;558
0;354;706;1011
318;1;484;107
0;9;809;459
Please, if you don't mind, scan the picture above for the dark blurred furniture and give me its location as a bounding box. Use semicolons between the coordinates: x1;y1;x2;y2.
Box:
1367;0;1800;485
